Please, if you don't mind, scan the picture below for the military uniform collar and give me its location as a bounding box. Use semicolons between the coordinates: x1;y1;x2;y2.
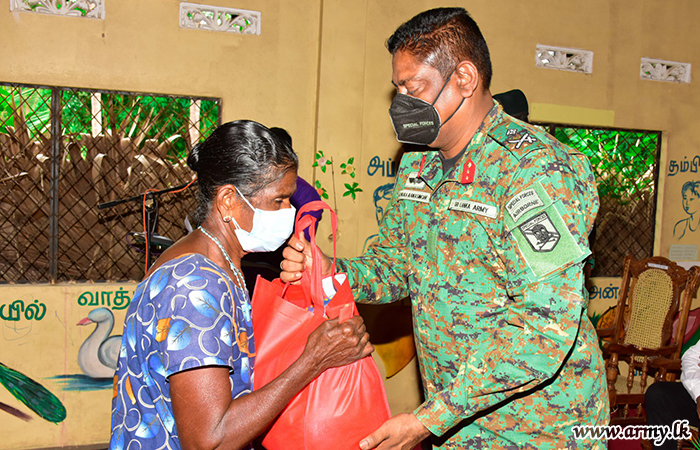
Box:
416;101;504;189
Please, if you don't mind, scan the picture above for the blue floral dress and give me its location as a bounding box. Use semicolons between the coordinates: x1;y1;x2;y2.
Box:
109;254;255;450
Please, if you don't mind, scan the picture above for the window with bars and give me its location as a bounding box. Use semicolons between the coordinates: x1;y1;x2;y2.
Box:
537;124;662;277
0;83;220;283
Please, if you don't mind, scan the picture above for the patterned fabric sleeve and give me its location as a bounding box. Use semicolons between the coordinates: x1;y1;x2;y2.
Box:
415;147;599;435
336;158;414;304
144;258;237;377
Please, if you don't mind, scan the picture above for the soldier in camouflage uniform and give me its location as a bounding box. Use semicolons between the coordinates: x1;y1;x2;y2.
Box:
282;7;608;450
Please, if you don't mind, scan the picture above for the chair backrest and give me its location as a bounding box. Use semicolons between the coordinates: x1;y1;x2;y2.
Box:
603;256;699;425
612;256;689;356
624;268;677;353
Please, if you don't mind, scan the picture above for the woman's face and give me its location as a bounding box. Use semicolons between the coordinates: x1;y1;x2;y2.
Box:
249;169;298;211
683;191;699;216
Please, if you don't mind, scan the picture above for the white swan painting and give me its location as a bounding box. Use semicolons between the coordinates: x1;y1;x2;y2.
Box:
77;307;122;379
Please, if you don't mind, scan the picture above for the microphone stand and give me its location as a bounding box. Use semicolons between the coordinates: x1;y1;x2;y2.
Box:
97;182;194;269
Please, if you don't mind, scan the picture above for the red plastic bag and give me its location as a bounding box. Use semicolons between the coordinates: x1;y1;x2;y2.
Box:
252;201;391;450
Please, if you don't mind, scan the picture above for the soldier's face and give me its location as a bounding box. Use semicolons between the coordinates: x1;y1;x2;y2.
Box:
391;50;464;149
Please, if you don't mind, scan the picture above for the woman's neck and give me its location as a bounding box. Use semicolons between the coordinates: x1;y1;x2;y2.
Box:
200;218;245;266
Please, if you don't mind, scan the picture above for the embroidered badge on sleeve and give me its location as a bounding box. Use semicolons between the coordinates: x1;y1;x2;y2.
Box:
519;212;560;252
506;189;544;222
509;205;585;280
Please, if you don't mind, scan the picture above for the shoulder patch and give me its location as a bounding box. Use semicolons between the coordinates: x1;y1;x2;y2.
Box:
504;179;552;228
509;205;586;280
506;188;543;223
488;116;550;160
519;212;560;252
505;128;538;150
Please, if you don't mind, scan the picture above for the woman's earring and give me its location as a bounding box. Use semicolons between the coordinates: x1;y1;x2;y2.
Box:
223;215;231;223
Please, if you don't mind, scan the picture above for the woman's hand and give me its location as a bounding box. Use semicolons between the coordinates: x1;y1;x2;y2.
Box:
170;316;373;450
302;316;374;374
280;234;332;282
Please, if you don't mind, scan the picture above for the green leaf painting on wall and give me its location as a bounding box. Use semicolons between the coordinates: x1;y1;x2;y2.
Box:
0;362;66;423
314;179;329;200
343;182;363;200
340;157;356;178
312;150;332;173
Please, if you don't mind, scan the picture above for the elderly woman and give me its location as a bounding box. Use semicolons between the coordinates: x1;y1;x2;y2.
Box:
109;120;372;450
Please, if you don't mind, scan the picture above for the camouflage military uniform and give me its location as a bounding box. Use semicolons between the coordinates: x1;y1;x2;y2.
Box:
337;103;609;449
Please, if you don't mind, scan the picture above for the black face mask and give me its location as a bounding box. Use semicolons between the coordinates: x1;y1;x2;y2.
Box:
388;71;464;145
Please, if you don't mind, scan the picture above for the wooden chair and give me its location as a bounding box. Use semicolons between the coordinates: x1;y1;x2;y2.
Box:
596;255;700;426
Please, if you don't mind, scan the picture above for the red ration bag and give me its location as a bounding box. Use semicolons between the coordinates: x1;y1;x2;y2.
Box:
251;200;391;450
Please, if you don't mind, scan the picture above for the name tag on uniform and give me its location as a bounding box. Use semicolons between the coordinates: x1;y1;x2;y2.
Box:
506;189;543;222
405;172;426;190
398;190;430;203
449;199;497;218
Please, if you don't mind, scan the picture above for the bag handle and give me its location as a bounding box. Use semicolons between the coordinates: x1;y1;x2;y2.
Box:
294;201;339;312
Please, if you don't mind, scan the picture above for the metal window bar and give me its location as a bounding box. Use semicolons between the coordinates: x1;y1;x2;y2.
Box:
0;82;221;283
536;123;662;277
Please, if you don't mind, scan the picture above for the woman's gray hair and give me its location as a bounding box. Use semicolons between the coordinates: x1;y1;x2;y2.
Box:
187;120;298;225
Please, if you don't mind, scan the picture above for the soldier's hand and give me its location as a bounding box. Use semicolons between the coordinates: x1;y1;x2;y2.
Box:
280;234;332;283
359;413;430;450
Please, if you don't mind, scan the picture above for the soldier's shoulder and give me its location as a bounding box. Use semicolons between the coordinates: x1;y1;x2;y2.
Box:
489;116;566;163
398;151;427;166
396;150;436;174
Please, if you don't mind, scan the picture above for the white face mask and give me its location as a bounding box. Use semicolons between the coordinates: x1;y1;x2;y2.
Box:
231;187;296;252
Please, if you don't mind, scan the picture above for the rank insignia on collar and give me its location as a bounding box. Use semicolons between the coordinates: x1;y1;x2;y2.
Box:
460;159;475;184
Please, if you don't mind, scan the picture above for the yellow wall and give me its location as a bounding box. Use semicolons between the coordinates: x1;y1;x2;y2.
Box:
3;0;700;448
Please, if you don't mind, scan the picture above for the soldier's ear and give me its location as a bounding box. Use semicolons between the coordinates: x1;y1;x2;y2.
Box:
454;60;479;98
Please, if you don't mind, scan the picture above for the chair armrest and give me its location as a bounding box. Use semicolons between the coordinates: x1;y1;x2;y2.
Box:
603;343;678;357
596;327;615;338
649;356;682;371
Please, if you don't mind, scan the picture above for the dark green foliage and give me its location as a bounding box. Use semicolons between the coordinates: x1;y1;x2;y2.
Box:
0;86;52;139
552;128;660;204
0;86;219;162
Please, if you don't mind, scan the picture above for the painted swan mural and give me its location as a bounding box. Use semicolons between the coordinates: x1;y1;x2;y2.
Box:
77;307;122;379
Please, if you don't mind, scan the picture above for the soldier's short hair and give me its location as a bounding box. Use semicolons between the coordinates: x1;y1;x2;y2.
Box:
386;7;492;89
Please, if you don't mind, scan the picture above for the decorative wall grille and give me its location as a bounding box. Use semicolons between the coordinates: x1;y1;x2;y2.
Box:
640;58;691;84
179;2;261;35
536;44;593;74
10;0;105;19
0;83;220;283
537;124;661;276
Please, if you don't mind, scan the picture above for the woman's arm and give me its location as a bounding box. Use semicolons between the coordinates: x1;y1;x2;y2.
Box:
170;315;372;450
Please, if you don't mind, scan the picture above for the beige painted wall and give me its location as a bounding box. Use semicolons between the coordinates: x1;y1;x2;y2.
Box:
0;284;135;449
3;0;700;448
